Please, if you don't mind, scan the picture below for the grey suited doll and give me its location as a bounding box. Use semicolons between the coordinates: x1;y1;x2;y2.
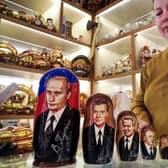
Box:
117;111;139;161
141;125;157;160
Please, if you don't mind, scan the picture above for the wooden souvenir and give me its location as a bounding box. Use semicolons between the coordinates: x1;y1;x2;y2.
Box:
140;125;157;160
160;134;168;159
33;68;80;167
116;111;139;161
46;18;56;32
79;92;88;116
82;93;115;164
0;84;35;115
66;20;73;37
0;42;18;62
71;55;91;77
18;49;50;69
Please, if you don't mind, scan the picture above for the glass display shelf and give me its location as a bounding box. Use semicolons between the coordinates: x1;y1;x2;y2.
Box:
1;147;168;168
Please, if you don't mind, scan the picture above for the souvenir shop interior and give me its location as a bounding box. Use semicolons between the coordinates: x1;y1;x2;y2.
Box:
0;0;168;167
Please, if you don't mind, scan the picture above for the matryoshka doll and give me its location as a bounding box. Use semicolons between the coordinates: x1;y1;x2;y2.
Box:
140;125;157;160
82;93;115;164
33;68;80;167
116;111;139;161
160;134;168;159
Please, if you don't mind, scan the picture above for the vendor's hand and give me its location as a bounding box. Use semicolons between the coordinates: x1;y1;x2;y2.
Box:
137;119;151;138
138;119;150;130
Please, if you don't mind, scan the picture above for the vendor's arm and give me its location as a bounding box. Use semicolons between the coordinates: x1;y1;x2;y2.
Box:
132;67;151;128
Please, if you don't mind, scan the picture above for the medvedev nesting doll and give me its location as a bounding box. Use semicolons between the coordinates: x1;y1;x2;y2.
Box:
33;68;80;167
140;125;157;160
116;111;139;161
82;93;115;164
160;134;168;159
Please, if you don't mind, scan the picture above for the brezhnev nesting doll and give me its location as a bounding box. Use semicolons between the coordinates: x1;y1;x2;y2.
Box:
140;125;157;160
116;111;139;161
33;68;80;167
160;134;168;159
82;93;115;164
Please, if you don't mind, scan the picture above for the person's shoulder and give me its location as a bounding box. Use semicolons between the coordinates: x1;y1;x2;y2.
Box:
146;47;168;67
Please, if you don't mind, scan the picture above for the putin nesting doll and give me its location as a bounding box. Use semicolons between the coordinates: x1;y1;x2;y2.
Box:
33;68;80;167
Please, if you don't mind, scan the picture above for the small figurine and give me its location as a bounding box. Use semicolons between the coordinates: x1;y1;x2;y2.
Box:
0;42;18;62
18;11;26;21
25;14;35;24
50;48;64;68
34;14;45;27
71;55;91;77
66;20;73;37
46;18;56;32
79;93;88;116
139;45;152;68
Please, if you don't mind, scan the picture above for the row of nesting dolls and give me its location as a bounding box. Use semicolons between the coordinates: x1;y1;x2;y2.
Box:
82;94;166;164
32;68;167;167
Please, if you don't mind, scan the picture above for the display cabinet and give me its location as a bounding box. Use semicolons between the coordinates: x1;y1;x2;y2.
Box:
1;0;168;165
0;0;165;129
0;0;92;121
95;0;153;44
93;0;167;103
0;0;92;158
94;35;133;101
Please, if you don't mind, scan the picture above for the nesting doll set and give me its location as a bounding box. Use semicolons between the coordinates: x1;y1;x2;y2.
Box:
33;68;164;167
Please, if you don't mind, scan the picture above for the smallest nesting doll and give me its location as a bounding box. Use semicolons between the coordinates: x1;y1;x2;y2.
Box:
140;125;157;160
82;93;115;164
116;111;139;161
160;134;168;159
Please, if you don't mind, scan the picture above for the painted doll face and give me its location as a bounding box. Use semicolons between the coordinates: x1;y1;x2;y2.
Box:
160;137;168;149
46;76;70;112
143;130;155;146
93;104;108;128
122;118;135;137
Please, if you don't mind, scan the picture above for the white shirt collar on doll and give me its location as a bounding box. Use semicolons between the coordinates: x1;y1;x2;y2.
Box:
124;134;134;150
45;106;66;131
144;142;154;154
94;125;105;144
